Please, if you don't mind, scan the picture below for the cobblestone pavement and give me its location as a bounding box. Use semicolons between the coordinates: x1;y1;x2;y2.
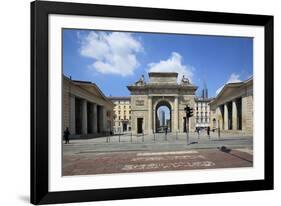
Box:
63;133;253;176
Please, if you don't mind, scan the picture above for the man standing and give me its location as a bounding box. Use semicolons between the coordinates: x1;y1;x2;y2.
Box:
63;127;70;144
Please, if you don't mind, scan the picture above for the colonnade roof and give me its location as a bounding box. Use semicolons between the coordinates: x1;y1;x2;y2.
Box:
64;75;114;106
210;77;253;107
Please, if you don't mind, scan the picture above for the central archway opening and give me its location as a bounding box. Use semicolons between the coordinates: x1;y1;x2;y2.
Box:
155;101;172;133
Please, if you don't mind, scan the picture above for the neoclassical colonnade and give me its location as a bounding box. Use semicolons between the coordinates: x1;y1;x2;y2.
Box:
69;95;107;136
216;97;242;131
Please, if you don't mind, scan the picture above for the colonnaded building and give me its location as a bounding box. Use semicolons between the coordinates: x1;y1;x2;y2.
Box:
63;76;114;138
209;77;253;135
127;72;198;135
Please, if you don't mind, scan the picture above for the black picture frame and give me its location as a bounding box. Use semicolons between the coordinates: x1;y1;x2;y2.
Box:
31;0;274;204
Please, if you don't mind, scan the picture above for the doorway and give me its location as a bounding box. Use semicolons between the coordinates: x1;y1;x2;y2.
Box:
137;118;143;134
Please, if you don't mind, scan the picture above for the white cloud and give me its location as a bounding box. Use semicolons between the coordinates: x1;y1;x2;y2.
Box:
147;52;193;82
78;31;143;77
216;73;242;95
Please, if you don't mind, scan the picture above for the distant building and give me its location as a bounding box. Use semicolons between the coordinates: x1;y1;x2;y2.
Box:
209;77;253;135
194;97;213;129
194;82;212;129
201;81;208;99
108;96;131;133
63;76;114;138
159;110;165;126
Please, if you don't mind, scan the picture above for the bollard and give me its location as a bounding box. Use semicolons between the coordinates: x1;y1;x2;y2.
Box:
153;132;156;142
142;133;144;142
119;133;121;142
130;132;132;143
176;131;178;141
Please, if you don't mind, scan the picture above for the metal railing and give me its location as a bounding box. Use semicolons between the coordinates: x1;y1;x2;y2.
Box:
104;130;212;144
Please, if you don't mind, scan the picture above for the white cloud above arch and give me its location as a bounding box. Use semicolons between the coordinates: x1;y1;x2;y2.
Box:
147;52;194;82
78;31;143;77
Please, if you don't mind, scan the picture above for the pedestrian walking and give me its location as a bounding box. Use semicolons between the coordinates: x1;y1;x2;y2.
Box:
196;127;200;139
207;126;210;139
63;127;70;144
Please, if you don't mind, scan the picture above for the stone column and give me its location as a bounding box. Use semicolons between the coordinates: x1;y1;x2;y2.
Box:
103;107;107;132
153;108;156;133
69;95;76;135
224;104;228;130
216;107;222;130
81;99;87;135
148;97;152;134
174;97;179;132
98;106;105;132
242;97;247;131
232;100;237;130
92;103;97;133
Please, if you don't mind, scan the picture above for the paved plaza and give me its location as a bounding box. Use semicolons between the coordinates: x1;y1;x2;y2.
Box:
63;132;253;176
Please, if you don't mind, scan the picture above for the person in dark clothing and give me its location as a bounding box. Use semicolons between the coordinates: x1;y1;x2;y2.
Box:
207;126;210;139
196;127;200;138
63;127;70;144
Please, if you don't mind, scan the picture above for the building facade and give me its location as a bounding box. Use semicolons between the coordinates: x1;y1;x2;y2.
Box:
63;76;114;138
127;72;198;135
194;97;212;129
108;97;132;133
209;77;253;135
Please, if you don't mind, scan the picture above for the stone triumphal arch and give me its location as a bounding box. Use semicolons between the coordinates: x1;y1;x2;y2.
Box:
127;72;198;135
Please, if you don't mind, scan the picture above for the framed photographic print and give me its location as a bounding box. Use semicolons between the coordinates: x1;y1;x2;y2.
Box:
31;0;274;204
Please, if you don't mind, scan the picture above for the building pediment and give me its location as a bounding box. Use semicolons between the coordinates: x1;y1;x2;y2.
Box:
210;77;253;107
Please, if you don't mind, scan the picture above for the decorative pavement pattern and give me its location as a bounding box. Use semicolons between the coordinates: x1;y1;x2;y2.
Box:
63;149;253;176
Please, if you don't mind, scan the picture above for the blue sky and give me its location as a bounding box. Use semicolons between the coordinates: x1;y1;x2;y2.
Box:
63;29;253;98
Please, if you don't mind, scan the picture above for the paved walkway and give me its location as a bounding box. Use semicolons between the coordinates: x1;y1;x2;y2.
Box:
63;133;253;155
63;133;253;176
